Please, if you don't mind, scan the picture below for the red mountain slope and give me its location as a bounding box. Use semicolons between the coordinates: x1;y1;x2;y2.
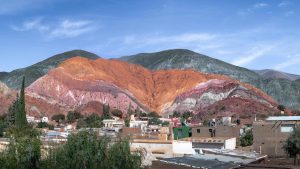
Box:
24;57;277;117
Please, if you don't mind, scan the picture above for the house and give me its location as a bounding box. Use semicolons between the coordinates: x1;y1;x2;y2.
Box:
253;116;300;157
102;119;124;132
191;125;240;139
26;115;35;123
42;117;49;123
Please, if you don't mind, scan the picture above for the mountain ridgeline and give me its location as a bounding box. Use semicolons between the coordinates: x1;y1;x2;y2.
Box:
0;50;100;89
120;49;300;109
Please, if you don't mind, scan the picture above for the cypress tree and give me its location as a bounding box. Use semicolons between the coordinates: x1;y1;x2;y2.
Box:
15;77;27;129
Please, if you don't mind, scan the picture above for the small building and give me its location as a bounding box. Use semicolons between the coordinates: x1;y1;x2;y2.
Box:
191;125;240;139
42;117;49;123
253;116;300;157
26;115;35;123
102;119;124;132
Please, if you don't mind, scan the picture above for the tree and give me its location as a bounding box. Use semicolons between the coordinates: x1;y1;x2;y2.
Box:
67;111;81;123
182;111;192;120
278;104;286;112
172;111;180;118
127;103;134;116
102;104;111;120
41;131;143;169
147;112;160;118
283;128;300;165
7;96;18;126
111;109;123;118
15;77;27;129
240;130;253;147
51;114;65;123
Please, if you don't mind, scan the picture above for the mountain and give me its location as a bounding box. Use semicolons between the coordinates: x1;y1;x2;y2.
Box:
0;50;100;89
254;69;300;81
24;57;277;118
120;49;300;109
0;82;15;114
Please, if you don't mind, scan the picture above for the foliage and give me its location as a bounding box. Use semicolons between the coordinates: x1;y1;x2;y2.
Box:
15;77;27;129
36;122;54;130
7;97;18;126
240;130;253;147
51;114;65;123
76;113;102;129
125;118;130;127
182;111;193;120
283;128;300;165
0;136;42;169
127;103;134;116
41;131;143;169
102;104;112;120
148;117;169;127
0;115;8;137
111;109;123;118
67;111;81;123
147;112;160;118
277;104;286;111
172;111;180;118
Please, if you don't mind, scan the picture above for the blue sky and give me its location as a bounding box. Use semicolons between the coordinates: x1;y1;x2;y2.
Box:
0;0;300;74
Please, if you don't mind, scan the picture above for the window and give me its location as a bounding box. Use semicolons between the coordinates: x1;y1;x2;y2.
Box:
197;129;201;133
281;124;295;133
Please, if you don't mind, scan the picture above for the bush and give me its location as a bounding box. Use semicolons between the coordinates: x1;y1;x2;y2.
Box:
147;112;160;118
36;122;54;130
41;131;143;169
67;111;82;123
111;109;123;118
240;130;253;147
76;113;102;129
51;114;65;123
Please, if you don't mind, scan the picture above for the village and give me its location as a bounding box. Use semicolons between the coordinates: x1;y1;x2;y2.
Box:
0;108;297;169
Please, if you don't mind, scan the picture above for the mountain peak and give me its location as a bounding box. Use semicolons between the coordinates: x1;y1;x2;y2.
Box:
0;50;101;89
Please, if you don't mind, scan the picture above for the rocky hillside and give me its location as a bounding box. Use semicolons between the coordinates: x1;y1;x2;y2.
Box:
0;50;100;89
24;57;277;118
254;69;300;81
120;49;300;109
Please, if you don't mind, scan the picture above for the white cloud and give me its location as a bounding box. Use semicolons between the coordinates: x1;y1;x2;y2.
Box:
49;20;95;38
238;2;270;16
274;54;300;70
11;18;49;32
254;3;269;9
284;11;295;17
278;1;290;7
232;46;274;66
12;18;96;39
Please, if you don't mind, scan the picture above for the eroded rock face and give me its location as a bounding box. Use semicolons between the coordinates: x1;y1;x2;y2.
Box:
25;57;278;118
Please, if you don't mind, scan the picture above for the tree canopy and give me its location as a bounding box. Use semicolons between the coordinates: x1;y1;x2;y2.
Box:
283;128;300;165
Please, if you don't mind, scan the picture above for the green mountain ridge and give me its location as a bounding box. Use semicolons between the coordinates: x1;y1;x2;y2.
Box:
0;50;100;89
120;49;300;110
254;69;300;81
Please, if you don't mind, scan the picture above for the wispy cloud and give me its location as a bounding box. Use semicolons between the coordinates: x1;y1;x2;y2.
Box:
232;45;274;66
49;20;95;38
238;2;270;16
254;3;269;9
12;18;96;38
11;18;49;32
284;11;295;17
274;54;300;70
278;1;291;7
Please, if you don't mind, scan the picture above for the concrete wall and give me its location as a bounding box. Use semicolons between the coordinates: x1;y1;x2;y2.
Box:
224;137;236;150
172;140;195;155
192;126;240;138
253;121;299;157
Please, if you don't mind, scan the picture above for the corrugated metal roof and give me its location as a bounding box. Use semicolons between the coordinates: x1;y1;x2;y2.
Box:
266;116;300;121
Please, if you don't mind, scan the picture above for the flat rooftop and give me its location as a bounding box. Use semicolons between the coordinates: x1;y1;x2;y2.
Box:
180;137;235;143
266;116;300;121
